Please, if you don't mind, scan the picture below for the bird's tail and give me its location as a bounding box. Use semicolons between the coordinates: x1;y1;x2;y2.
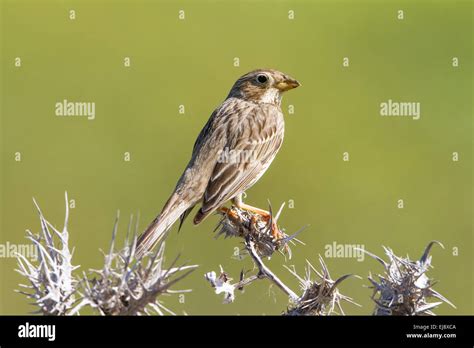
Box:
136;194;190;259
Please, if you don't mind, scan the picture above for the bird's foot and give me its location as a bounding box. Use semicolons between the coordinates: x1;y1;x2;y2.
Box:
262;215;284;241
235;203;286;242
219;206;240;222
221;202;290;253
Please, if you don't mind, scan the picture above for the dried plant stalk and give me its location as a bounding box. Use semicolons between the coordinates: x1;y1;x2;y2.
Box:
16;195;456;316
15;193;77;315
362;241;455;316
284;256;361;316
206;204;359;315
75;213;197;315
16;193;197;316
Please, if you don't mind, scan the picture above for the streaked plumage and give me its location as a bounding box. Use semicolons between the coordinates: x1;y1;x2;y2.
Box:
136;69;300;257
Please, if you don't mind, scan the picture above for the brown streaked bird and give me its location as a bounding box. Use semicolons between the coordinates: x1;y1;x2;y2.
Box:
136;69;300;258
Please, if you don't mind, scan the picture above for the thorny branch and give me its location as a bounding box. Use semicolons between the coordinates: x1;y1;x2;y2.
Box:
245;237;298;301
360;242;456;316
16;193;197;316
205;203;455;316
15;194;456;316
205;204;358;315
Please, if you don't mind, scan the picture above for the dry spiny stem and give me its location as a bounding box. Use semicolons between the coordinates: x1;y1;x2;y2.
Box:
75;212;198;316
16;193;197;316
206;203;306;304
207;203;360;314
17;194;456;316
15;192;78;315
362;241;456;316
284;256;361;316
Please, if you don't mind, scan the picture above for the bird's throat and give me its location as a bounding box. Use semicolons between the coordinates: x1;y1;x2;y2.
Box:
257;88;282;106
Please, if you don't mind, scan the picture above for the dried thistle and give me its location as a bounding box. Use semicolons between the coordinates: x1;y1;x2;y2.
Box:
75;213;198;315
206;203;306;305
16;193;197;316
362;241;456;315
15;192;78;315
284;256;360;316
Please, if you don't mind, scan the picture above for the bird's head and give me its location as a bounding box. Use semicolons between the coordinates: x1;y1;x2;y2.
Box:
227;69;300;106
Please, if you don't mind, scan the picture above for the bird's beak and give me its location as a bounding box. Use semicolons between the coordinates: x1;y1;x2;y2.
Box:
276;78;301;91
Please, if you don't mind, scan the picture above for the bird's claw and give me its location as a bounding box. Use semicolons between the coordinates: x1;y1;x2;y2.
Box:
260;214;288;249
221;205;290;254
220;207;239;221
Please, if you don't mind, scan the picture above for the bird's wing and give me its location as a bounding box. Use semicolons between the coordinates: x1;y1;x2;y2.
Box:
194;105;283;223
137;100;234;255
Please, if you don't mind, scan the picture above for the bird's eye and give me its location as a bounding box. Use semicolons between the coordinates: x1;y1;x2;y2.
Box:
256;74;268;84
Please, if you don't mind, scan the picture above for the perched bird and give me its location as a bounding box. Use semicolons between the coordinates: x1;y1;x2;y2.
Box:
136;69;300;258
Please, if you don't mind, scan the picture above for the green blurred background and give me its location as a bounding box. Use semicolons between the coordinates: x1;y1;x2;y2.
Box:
0;0;472;315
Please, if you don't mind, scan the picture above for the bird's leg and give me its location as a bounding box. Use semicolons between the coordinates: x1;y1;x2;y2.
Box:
232;194;283;240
